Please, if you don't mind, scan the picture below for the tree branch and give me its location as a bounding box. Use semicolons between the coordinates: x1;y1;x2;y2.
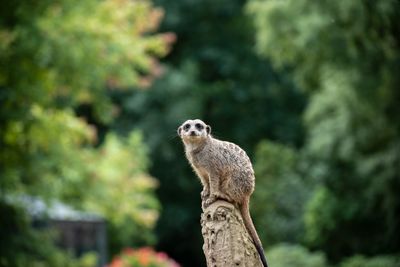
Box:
201;200;263;267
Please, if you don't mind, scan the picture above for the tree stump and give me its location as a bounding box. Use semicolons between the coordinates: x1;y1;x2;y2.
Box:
200;200;263;267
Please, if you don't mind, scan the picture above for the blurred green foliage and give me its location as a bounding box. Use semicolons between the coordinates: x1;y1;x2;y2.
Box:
0;0;170;265
81;132;161;253
248;0;400;262
1;0;399;266
340;255;400;267
267;243;328;267
252;140;309;246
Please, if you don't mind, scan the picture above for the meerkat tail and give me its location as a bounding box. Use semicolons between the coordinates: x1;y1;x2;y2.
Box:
240;198;268;267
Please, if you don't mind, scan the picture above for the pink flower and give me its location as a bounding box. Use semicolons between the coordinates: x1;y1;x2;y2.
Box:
123;247;134;255
156;252;168;261
107;247;181;267
108;257;123;267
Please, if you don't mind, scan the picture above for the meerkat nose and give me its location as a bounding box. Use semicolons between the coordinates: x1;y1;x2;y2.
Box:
190;131;196;136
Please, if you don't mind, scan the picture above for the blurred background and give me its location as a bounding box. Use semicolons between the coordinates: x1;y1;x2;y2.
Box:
1;0;399;267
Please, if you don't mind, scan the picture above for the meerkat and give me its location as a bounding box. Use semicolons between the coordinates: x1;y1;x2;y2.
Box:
177;119;268;267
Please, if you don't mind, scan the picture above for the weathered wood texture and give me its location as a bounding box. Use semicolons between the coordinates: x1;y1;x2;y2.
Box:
201;200;263;267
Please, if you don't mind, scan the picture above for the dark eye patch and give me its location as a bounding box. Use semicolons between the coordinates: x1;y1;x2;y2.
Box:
184;124;190;131
195;123;204;130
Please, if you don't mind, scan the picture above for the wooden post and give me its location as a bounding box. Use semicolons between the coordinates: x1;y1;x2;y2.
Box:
200;200;263;267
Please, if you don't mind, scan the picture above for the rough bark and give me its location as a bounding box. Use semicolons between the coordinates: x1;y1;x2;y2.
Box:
200;200;263;267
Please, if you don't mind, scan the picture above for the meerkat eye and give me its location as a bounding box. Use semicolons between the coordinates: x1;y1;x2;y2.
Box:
195;123;204;130
184;124;190;131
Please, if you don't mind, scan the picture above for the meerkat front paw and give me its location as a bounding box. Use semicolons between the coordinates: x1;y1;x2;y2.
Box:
203;195;217;208
201;200;209;210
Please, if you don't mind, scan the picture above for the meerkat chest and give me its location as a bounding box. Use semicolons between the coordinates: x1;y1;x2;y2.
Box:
190;150;209;168
188;148;215;172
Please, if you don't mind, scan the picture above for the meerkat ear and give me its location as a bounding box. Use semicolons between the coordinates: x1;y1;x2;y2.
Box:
206;125;211;134
177;126;182;136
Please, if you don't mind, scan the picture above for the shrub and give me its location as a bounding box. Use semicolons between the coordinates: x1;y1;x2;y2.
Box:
340;255;400;267
267;243;328;267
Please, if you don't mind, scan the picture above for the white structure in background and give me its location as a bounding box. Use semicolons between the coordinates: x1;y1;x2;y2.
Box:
12;195;107;267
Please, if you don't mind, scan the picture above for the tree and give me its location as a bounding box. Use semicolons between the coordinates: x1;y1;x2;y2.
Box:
248;0;400;261
0;0;171;265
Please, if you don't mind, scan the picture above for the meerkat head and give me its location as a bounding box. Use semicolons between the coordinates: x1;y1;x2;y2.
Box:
177;119;211;143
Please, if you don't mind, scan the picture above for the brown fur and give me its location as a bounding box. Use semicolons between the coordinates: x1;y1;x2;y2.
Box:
178;119;268;267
